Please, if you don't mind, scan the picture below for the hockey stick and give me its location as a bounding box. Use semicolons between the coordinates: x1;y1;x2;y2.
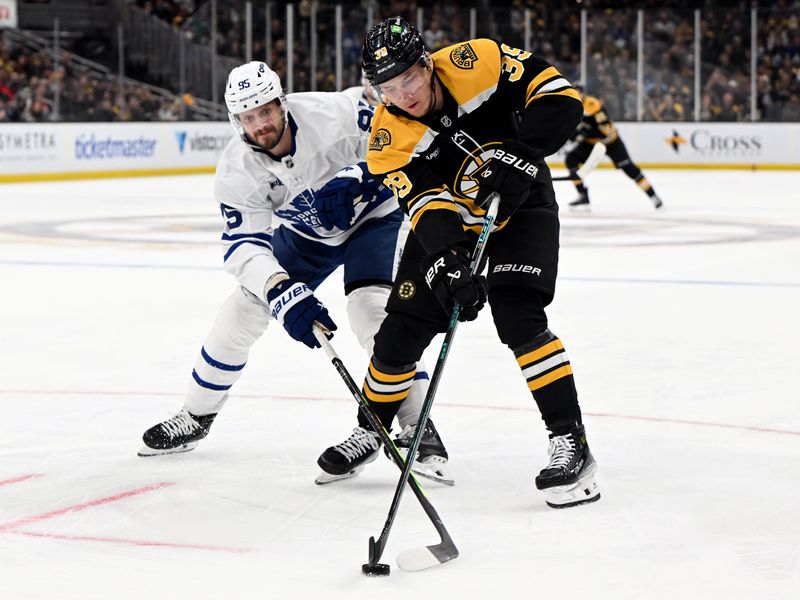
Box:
367;192;501;573
552;141;607;181
312;325;458;577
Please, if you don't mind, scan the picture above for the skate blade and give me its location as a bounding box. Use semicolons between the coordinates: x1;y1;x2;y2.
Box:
314;465;365;485
411;456;455;486
137;441;199;457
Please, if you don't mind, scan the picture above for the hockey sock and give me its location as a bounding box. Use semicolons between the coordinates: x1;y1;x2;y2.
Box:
570;173;588;197
635;174;657;197
358;356;417;431
620;162;656;197
514;330;581;436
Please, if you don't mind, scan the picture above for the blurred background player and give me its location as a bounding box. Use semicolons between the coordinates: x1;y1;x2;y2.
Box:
318;17;600;508
565;82;664;210
138;60;451;485
342;77;379;107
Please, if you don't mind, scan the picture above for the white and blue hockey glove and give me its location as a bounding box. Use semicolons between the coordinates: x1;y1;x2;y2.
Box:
315;162;382;231
266;279;337;349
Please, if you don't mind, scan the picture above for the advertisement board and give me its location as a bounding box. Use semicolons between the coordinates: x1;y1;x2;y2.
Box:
1;121;798;183
0;0;17;28
0;122;232;182
548;122;800;170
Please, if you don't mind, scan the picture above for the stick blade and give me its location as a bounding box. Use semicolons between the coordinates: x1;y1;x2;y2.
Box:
396;543;459;572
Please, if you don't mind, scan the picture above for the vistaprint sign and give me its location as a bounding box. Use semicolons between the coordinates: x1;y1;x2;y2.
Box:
75;135;158;159
175;131;231;154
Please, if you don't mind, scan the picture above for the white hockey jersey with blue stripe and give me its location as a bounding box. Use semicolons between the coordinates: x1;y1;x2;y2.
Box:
213;91;397;301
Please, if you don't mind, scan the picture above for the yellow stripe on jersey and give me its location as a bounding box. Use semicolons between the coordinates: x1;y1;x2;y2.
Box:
527;365;574;391
433;39;501;111
410;200;461;230
525;66;560;102
527;87;582;107
516;339;565;367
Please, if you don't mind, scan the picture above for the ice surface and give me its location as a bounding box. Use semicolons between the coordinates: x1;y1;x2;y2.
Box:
1;170;798;599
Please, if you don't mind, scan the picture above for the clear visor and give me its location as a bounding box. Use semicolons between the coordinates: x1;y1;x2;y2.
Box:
367;61;431;106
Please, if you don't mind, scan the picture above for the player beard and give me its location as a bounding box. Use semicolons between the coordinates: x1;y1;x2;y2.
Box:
253;122;285;150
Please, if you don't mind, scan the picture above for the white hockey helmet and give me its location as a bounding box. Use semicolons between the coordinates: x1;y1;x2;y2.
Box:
224;61;287;140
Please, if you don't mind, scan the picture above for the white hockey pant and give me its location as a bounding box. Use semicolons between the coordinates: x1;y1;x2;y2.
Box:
184;286;270;416
346;285;429;430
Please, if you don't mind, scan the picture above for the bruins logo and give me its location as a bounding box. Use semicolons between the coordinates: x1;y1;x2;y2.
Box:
450;43;478;69
397;280;416;300
370;128;391;151
452;138;499;200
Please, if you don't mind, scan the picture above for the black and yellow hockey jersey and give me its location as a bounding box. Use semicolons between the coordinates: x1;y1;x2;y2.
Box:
366;38;582;255
573;95;619;145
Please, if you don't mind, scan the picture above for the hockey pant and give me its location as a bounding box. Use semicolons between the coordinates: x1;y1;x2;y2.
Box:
183;284;429;429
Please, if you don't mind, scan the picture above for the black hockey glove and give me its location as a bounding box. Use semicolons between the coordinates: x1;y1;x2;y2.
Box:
474;139;542;223
422;246;487;322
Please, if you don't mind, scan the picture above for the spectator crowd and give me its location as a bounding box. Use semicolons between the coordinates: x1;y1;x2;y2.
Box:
0;29;188;122
4;0;799;122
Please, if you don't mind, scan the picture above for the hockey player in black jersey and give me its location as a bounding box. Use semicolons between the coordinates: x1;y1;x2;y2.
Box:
318;17;600;508
566;83;664;209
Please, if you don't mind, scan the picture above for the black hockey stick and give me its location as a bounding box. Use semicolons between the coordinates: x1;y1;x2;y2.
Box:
312;325;458;577
366;192;501;573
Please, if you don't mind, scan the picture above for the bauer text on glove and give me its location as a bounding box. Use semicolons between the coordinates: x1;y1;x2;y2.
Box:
474;139;542;222
421;246;487;322
267;279;337;348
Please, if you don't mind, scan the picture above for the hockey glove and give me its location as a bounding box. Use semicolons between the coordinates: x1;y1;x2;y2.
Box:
474;139;542;223
422;246;487;322
315;162;381;230
266;279;337;349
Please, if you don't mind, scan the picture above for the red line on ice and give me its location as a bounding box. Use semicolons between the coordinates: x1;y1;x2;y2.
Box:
0;482;174;532
8;530;250;553
3;388;800;437
0;473;44;486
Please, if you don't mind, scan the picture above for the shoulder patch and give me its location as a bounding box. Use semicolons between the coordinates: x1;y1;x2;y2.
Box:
370;128;392;151
450;43;478;69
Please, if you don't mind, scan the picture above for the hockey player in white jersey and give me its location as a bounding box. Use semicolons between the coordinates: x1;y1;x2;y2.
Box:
138;61;451;485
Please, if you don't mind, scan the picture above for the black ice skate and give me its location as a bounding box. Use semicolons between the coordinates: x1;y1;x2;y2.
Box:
315;426;381;485
651;194;664;209
138;408;217;457
388;419;454;486
569;193;590;208
535;425;600;508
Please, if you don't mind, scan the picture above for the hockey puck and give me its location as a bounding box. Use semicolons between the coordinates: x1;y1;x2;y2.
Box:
362;562;390;577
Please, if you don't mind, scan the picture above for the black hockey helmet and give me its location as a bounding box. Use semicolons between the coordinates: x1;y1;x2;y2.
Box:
362;17;429;86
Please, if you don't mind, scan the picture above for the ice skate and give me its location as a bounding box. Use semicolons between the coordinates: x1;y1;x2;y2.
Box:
138;408;217;457
535;425;600;508
568;193;590;208
651;194;664;210
388;419;454;486
315;426;381;485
